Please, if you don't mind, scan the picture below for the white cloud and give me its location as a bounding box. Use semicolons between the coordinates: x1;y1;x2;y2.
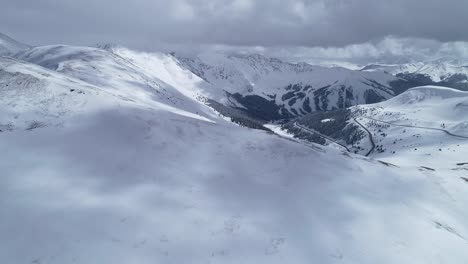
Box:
171;0;196;21
240;37;468;65
231;0;254;13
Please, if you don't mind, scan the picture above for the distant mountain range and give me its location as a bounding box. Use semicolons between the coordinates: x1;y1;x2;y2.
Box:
178;53;401;120
361;58;468;91
3;32;467;124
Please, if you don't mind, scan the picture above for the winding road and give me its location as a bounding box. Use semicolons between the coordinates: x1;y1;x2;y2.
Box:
353;118;376;157
293;122;351;153
294;115;468;158
360;116;468;139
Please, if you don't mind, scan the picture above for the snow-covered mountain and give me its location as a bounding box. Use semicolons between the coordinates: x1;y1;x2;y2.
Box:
0;54;213;133
13;44;407;122
14;45;221;116
2;34;468;264
351;86;468;165
288;86;468;164
179;53;401;119
0;33;30;56
362;58;468;90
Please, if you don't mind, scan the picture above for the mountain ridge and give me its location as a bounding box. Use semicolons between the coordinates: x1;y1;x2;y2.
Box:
0;32;30;56
178;52;403;120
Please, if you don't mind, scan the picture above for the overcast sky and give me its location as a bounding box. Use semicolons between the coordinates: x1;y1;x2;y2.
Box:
1;0;468;63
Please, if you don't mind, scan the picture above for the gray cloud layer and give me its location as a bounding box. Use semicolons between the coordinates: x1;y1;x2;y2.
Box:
1;0;468;49
262;37;468;65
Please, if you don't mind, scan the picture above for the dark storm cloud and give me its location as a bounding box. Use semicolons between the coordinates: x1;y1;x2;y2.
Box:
1;0;468;49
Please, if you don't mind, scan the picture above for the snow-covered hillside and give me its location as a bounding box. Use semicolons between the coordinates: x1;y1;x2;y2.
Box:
179;53;399;117
0;33;30;56
2;34;468;264
282;85;468;168
351;86;468;167
289;86;468;163
15;45;221;118
0;55;213;132
0;56;112;131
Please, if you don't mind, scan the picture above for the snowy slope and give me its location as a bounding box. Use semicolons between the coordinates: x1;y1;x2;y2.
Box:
0;32;30;56
14;45;222;120
179;53;399;117
284;85;468;165
351;86;468;166
108;46;226;100
0;56;110;131
0;56;214;132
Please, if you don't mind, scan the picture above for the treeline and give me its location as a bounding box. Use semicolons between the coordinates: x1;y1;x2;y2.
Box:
207;99;272;132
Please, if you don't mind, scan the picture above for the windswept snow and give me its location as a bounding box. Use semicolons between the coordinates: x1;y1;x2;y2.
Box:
0;55;214;131
15;45;218;122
